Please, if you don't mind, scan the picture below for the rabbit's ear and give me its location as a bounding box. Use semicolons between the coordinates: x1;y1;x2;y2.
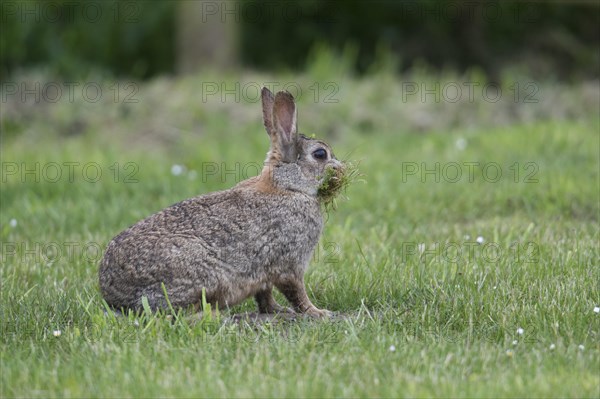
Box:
272;91;298;162
261;87;275;136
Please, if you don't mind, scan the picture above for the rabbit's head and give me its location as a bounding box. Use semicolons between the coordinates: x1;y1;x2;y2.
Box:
260;87;343;198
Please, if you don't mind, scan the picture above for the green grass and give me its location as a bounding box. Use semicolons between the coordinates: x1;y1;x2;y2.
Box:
1;70;599;398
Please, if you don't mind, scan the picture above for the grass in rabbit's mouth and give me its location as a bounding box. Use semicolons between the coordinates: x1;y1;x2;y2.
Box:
317;160;362;210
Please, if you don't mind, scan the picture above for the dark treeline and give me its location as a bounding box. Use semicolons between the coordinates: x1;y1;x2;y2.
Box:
1;0;598;81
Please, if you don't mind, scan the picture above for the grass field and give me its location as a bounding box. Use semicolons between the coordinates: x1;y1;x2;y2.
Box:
1;69;599;397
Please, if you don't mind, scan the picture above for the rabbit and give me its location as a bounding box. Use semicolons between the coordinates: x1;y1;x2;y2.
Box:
99;87;343;317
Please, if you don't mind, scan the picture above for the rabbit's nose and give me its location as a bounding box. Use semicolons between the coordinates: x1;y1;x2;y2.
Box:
330;159;344;170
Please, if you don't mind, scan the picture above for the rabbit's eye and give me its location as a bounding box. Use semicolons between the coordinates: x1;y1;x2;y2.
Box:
312;148;328;160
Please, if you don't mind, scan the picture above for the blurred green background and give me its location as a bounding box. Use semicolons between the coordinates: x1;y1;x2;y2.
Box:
1;0;599;81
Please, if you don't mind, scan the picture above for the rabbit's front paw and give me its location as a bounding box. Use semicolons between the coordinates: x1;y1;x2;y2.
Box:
268;303;296;314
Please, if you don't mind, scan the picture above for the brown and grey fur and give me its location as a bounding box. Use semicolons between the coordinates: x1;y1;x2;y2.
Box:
99;88;342;317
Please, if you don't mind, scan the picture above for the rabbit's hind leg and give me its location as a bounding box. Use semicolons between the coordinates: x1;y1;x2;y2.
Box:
255;288;294;314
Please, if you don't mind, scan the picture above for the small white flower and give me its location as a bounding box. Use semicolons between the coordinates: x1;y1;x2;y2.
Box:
578;345;584;351
594;306;600;314
455;138;467;151
493;286;497;290
133;320;140;327
171;164;185;176
476;236;485;244
464;235;471;240
389;345;396;352
53;330;61;337
417;243;425;253
512;340;518;345
9;219;17;227
505;349;514;357
517;328;524;335
549;344;556;350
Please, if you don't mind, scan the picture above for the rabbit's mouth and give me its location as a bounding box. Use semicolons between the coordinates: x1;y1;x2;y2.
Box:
317;162;348;205
316;160;362;209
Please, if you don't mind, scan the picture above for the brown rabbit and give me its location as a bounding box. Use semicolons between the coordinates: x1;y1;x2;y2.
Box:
99;87;343;317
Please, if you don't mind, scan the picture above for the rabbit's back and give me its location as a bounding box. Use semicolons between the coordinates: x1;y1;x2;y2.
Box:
99;184;323;310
